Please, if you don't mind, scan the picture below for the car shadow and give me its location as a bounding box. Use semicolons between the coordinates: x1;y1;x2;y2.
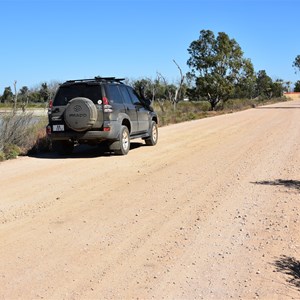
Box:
272;255;300;291
29;142;145;159
251;179;300;192
256;105;300;110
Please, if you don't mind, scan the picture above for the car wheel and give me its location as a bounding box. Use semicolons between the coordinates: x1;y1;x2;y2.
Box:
145;121;158;146
111;126;130;155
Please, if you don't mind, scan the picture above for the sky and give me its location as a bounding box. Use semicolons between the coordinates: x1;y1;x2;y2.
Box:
0;0;299;92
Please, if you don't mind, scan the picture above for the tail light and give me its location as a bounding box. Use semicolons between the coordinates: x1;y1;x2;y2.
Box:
46;125;51;135
48;100;53;115
102;96;109;105
103;96;113;113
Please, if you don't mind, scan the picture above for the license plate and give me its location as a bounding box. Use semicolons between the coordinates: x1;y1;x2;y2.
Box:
53;124;65;132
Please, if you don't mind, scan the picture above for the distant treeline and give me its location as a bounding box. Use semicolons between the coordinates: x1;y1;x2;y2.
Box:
1;29;300;111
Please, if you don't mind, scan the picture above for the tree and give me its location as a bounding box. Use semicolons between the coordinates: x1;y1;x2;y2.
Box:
172;59;185;110
285;81;292;93
187;29;254;110
39;82;50;102
19;86;29;100
233;59;256;99
132;78;154;101
271;79;285;97
1;86;13;103
294;80;300;92
255;70;273;98
47;80;61;99
131;73;186;113
19;86;29;111
293;55;300;74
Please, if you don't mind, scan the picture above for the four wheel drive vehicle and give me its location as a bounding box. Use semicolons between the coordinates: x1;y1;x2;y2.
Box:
46;77;158;155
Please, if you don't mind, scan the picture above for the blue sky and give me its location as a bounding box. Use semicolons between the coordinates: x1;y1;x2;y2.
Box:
0;0;299;92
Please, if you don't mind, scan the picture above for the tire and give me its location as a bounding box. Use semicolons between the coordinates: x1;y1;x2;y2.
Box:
145;121;158;146
110;126;130;155
52;140;74;155
64;97;97;132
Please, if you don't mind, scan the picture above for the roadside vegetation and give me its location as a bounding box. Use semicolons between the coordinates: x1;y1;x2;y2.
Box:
0;112;49;161
0;96;286;161
153;97;287;127
1;28;299;161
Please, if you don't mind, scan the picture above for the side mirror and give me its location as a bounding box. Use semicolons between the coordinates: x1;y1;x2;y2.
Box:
143;98;151;106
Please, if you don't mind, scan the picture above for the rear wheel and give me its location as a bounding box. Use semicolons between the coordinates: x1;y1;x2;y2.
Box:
145;121;158;146
110;126;130;155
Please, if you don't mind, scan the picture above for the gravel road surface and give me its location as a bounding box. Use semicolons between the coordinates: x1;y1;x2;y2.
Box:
1;100;300;299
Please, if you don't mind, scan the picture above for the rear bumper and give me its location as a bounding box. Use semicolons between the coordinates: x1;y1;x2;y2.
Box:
48;123;121;142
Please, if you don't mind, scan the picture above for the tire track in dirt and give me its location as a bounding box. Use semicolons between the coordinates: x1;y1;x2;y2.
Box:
0;100;300;299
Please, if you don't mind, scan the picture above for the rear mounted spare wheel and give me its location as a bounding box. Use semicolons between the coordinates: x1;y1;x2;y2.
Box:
64;97;97;132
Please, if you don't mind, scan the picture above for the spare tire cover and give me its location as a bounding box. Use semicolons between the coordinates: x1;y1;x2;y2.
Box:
64;97;97;132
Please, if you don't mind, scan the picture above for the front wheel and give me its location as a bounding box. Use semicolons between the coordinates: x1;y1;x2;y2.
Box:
145;121;158;146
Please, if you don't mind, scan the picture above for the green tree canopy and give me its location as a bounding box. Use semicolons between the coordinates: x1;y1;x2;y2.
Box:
294;80;300;92
187;29;254;110
255;70;273;98
132;78;154;100
271;79;285;98
39;82;50;102
1;86;13;103
293;55;300;74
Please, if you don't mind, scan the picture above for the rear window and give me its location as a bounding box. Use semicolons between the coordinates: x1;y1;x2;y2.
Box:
53;83;102;106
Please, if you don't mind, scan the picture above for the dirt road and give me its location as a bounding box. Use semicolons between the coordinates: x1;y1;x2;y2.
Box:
1;100;300;299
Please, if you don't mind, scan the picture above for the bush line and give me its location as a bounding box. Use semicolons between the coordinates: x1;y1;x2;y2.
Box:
0;97;287;161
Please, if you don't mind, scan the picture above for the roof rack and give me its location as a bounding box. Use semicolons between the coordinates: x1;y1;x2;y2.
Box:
65;76;125;84
95;76;125;82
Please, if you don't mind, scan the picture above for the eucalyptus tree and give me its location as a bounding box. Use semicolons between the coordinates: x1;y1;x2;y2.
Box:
294;80;300;92
1;87;13;103
39;82;50;102
187;29;254;110
255;70;273;98
19;86;29;111
293;55;300;74
19;86;29;102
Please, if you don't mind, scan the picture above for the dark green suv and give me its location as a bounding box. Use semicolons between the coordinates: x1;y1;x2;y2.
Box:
46;77;158;155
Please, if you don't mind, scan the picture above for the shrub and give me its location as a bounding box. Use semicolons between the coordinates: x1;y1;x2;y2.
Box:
0;112;49;160
27;128;51;155
0;151;5;161
3;144;21;159
0;112;34;153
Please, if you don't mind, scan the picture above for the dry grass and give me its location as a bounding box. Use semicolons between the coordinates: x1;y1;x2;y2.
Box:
153;97;287;126
0;112;49;160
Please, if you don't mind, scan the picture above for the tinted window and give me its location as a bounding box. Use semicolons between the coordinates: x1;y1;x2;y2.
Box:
127;87;142;105
53;83;102;105
106;85;123;104
119;85;133;105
